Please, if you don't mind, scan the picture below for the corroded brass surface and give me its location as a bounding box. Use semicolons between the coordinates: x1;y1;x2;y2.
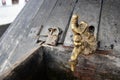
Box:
69;15;97;71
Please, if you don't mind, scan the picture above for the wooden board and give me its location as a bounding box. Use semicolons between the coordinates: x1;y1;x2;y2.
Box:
64;0;102;46
0;0;45;72
8;0;58;64
98;0;120;50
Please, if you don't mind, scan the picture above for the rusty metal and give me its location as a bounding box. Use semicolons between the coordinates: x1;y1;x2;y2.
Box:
45;27;62;46
69;15;97;71
36;26;62;46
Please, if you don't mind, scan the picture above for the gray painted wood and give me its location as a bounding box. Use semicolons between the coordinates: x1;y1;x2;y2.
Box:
0;0;43;67
0;0;57;72
39;0;77;43
98;0;120;51
8;0;58;65
64;0;102;47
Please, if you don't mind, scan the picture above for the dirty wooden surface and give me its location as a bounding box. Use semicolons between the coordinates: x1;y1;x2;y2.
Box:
0;0;44;72
0;0;120;80
43;46;120;80
98;0;120;50
8;0;58;65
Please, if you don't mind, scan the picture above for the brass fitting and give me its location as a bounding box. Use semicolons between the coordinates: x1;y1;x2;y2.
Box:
69;14;97;71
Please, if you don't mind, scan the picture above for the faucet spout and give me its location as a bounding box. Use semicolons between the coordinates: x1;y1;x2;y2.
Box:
69;14;97;71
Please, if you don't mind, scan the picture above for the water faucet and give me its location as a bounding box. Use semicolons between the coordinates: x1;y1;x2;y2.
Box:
69;14;97;71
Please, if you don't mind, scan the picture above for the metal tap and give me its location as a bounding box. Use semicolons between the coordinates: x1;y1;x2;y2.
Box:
69;14;97;71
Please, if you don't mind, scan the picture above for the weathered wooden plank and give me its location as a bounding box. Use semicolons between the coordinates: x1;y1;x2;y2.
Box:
0;0;43;67
8;0;58;65
39;0;77;43
0;0;57;73
98;0;120;50
64;0;102;46
0;0;45;72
